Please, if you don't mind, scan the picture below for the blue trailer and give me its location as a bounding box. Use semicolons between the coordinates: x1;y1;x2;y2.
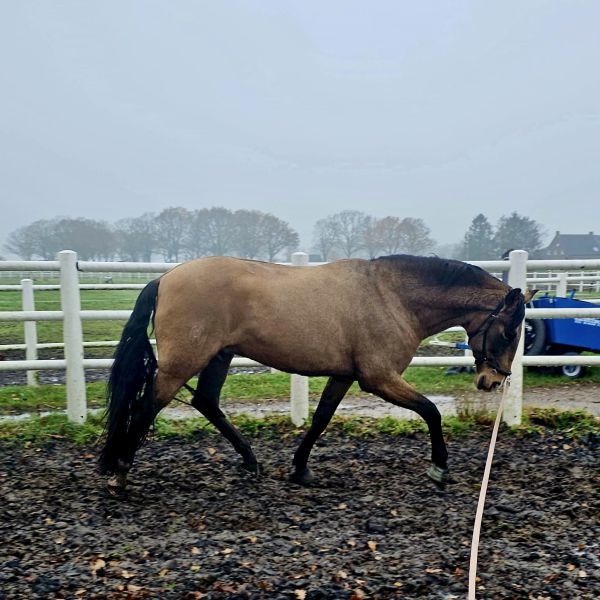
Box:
524;292;600;378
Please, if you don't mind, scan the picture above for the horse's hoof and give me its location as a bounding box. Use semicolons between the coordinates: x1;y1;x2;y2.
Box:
241;460;261;478
106;473;127;497
290;467;315;486
426;464;449;487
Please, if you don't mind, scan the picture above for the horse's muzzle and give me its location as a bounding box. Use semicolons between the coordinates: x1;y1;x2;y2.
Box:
476;374;502;392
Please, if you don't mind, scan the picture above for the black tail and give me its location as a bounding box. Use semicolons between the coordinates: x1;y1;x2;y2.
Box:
99;279;160;475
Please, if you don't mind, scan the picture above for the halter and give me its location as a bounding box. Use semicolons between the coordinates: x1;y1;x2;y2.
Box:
469;297;513;377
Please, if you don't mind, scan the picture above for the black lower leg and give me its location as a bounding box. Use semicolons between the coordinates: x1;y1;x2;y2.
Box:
291;377;352;482
415;402;448;470
192;351;258;471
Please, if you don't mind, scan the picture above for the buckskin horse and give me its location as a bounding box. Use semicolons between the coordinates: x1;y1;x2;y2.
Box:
99;255;534;494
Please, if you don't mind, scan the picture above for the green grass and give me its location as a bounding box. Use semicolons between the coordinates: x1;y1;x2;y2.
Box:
1;364;600;415
0;409;597;447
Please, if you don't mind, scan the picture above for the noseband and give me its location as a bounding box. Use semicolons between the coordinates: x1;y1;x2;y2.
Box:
469;298;513;378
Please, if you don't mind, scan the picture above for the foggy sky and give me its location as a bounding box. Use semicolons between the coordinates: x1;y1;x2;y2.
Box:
1;1;599;256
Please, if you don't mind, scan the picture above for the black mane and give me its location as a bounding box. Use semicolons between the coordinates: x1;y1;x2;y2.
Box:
374;254;496;289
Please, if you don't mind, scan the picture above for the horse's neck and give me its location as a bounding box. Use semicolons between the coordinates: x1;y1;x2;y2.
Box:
405;286;506;339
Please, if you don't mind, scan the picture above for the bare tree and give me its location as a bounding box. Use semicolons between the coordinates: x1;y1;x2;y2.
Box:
312;218;339;261
398;218;435;255
4;225;39;259
114;213;157;261
233;209;267;259
363;216;408;257
51;218;116;260
6;218;116;260
261;214;299;261
333;210;372;258
185;207;236;258
313;211;372;259
155;207;192;262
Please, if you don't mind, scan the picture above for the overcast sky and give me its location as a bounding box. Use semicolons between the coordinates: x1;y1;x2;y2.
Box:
1;1;599;255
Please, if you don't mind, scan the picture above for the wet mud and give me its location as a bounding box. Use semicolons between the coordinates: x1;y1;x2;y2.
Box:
1;426;599;599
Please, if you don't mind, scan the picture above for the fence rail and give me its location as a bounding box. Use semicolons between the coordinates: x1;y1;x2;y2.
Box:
1;250;600;426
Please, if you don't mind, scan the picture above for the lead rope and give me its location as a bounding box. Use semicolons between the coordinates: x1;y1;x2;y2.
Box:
467;383;507;599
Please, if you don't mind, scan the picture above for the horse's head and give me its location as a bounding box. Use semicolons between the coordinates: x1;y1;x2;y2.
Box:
468;288;536;391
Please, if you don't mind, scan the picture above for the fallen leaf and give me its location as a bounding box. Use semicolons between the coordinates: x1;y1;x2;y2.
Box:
158;568;168;577
221;548;233;555
295;591;307;600
207;447;217;455
127;584;142;592
367;540;377;552
191;547;201;555
121;570;135;579
91;558;106;576
335;503;347;510
336;570;348;579
578;571;588;578
426;567;443;574
248;536;257;544
567;563;576;571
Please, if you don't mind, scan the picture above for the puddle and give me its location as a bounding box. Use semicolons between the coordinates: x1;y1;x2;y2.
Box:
0;394;502;422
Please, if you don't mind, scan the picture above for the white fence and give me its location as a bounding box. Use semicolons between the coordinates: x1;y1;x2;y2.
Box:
1;250;600;426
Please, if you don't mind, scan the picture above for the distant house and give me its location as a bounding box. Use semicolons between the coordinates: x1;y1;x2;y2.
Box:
537;231;600;259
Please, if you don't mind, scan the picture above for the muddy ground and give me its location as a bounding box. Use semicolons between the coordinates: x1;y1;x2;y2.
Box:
1;426;599;599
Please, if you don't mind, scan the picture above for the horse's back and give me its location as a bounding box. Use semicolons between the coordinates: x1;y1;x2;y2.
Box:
154;257;372;375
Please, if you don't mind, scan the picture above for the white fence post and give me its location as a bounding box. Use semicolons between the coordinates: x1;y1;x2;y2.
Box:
59;251;87;424
21;279;39;386
290;252;309;426
557;273;568;297
503;250;528;426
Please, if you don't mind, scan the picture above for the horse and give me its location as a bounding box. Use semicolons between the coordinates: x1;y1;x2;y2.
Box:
99;254;534;494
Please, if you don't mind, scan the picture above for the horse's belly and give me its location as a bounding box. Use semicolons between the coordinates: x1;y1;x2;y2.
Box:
231;326;354;377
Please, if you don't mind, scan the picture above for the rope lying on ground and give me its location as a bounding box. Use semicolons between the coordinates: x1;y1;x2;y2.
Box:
468;386;507;599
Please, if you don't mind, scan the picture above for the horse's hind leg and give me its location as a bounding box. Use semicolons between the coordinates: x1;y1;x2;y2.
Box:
361;374;449;486
191;351;259;475
290;376;353;486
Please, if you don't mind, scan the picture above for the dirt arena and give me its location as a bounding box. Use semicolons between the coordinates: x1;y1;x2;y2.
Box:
1;423;598;599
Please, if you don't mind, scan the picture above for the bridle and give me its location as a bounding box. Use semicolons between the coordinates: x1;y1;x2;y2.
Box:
469;297;513;378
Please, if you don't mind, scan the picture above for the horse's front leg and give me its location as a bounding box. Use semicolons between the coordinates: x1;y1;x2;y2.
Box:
360;374;449;486
290;376;353;486
192;351;260;475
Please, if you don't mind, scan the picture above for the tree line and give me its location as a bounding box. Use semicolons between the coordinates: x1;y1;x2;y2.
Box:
4;208;299;262
4;207;545;262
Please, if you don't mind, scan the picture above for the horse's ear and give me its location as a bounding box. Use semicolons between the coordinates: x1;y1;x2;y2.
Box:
523;289;538;303
504;288;522;307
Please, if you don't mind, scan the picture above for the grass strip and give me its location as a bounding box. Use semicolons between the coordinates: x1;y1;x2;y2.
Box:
0;409;597;447
2;364;600;415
